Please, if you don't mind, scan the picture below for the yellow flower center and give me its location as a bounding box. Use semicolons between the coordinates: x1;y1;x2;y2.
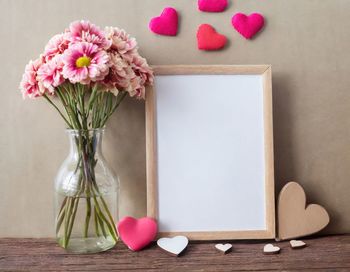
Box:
75;56;91;68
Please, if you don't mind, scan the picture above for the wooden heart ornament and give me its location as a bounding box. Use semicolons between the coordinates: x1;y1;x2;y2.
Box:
290;240;307;249
278;181;330;240
197;24;227;51
149;7;178;36
117;216;157;251
215;243;232;254
231;13;264;39
157;236;189;256
263;244;280;254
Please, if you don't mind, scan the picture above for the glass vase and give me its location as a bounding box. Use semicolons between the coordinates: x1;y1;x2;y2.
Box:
54;128;119;253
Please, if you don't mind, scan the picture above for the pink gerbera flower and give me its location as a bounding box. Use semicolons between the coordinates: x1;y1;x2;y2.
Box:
62;42;110;84
43;33;70;61
69;20;111;49
20;57;48;99
37;55;65;92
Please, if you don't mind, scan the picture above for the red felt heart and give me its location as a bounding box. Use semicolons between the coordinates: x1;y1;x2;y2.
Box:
197;24;227;51
117;216;157;251
198;0;228;12
231;13;264;39
149;7;178;36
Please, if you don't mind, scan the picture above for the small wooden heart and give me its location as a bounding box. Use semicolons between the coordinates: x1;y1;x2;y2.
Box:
215;243;232;254
290;240;306;249
278;181;330;240
157;236;188;256
263;244;280;254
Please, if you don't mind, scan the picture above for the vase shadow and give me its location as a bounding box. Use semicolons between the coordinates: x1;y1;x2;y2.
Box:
103;96;147;220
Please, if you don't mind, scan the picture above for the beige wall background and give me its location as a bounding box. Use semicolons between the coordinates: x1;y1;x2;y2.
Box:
0;0;349;237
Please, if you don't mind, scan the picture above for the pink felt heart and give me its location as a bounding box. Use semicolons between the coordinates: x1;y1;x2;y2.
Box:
117;216;157;251
231;13;265;39
149;7;178;36
197;24;227;51
198;0;228;12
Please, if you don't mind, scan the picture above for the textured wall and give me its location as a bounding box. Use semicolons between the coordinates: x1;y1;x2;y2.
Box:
0;0;349;237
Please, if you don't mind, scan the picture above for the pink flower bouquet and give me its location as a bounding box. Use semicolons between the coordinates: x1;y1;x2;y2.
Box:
20;21;153;252
20;20;153;120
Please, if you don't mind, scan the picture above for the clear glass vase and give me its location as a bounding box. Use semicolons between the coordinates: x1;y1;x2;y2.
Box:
54;128;119;253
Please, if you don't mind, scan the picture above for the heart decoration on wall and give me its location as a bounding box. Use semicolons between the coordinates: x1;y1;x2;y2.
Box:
149;7;178;36
149;6;267;47
198;0;228;13
197;24;227;51
231;13;265;39
117;216;158;251
278;181;330;240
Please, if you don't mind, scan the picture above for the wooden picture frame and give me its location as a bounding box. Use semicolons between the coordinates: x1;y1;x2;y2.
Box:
146;65;275;240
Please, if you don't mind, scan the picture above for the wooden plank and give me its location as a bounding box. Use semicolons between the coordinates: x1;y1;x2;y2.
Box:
0;235;349;271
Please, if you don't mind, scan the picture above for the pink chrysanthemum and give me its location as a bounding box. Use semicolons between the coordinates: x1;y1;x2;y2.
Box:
105;27;137;61
103;27;153;98
131;55;154;86
37;55;65;92
127;76;145;98
122;55;153;99
43;33;70;61
103;52;135;91
62;42;110;84
69;20;111;49
20;57;48;99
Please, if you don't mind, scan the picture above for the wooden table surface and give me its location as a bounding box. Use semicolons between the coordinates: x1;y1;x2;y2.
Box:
0;235;349;271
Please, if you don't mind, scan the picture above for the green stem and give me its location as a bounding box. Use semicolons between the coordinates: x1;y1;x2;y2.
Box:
94;206;101;237
92;192;117;242
66;197;80;243
96;206;107;238
59;85;82;129
56;88;74;127
62;152;84;248
88;84;99;111
43;94;72;128
63;197;73;248
89;173;118;239
56;209;66;234
57;197;67;219
100;91;127;127
84;196;92;238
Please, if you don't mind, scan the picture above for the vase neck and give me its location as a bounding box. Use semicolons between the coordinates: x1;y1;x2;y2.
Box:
66;129;104;157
